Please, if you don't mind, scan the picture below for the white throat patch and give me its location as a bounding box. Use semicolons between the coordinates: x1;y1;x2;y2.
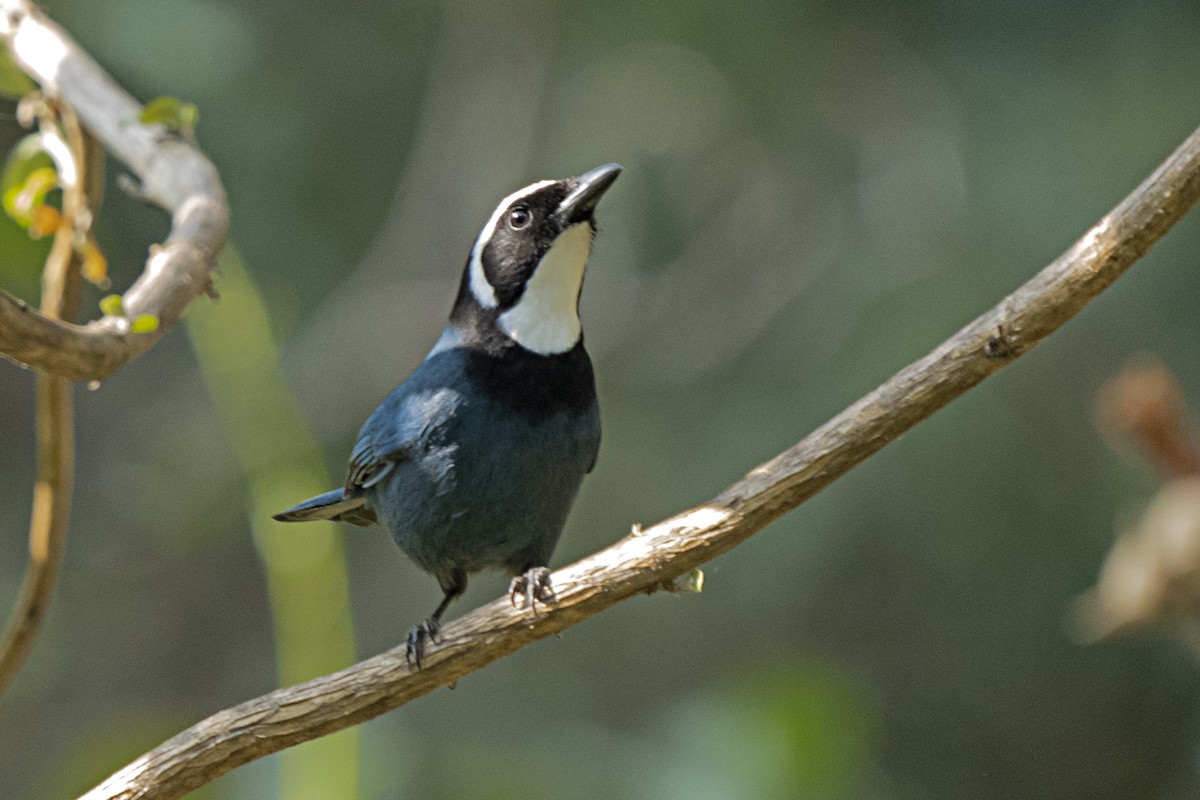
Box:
498;222;593;355
468;179;556;309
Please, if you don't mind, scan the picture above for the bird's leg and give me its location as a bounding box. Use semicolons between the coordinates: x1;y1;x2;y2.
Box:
406;570;466;669
509;566;555;614
404;592;454;669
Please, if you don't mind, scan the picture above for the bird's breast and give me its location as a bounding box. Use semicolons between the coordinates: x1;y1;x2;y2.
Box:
459;339;597;422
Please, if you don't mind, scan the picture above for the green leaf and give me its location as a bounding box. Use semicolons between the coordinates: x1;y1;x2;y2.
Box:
0;50;35;99
1;135;55;226
99;294;125;317
130;314;160;334
4;167;58;229
0;203;52;289
139;96;200;134
178;102;200;130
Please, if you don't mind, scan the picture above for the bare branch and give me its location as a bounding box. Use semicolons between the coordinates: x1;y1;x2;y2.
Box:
79;124;1200;800
0;105;97;694
0;0;228;382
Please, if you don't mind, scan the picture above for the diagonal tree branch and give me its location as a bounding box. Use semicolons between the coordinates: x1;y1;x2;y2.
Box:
0;0;228;382
79;123;1200;800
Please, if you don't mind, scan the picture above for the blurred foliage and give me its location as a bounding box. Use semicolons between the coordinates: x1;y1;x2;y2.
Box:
185;246;357;800
1;139;56;228
652;661;880;799
139;95;199;139
0;49;34;99
1;121;109;284
98;293;124;317
3;0;1200;798
130;312;158;333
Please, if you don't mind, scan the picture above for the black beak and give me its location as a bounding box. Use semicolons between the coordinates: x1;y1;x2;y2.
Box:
554;163;622;225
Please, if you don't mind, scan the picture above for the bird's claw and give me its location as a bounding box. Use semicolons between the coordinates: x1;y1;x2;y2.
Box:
509;567;556;614
405;617;441;669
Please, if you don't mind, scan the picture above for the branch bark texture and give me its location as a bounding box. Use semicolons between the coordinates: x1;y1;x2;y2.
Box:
0;0;228;381
80;124;1200;800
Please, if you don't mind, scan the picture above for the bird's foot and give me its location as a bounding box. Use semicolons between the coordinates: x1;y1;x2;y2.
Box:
405;617;441;669
509;567;556;614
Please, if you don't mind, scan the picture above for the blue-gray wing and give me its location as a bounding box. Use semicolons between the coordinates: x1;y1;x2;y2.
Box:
344;385;464;495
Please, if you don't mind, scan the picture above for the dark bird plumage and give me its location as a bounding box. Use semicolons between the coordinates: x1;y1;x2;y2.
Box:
274;164;621;665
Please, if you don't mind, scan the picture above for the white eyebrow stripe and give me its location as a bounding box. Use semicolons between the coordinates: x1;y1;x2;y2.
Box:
468;179;557;309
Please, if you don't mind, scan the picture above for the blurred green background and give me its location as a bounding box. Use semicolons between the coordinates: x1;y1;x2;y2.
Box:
4;1;1200;798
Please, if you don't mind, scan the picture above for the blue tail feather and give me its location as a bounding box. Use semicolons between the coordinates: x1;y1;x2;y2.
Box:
273;489;377;526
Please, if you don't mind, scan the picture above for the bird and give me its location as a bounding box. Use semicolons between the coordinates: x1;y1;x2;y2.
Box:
273;163;621;667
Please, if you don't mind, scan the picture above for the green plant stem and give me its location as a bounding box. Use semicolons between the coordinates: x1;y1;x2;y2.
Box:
184;245;357;800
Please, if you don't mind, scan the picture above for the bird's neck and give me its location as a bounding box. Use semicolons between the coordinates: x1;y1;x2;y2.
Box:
497;222;592;355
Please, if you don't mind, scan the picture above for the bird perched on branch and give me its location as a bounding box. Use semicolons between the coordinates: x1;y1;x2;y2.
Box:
274;164;621;666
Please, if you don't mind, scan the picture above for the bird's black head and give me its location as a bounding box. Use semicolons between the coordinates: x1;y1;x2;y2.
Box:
451;164;621;355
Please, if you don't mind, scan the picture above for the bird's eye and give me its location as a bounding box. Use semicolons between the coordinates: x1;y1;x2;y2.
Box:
508;206;532;230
